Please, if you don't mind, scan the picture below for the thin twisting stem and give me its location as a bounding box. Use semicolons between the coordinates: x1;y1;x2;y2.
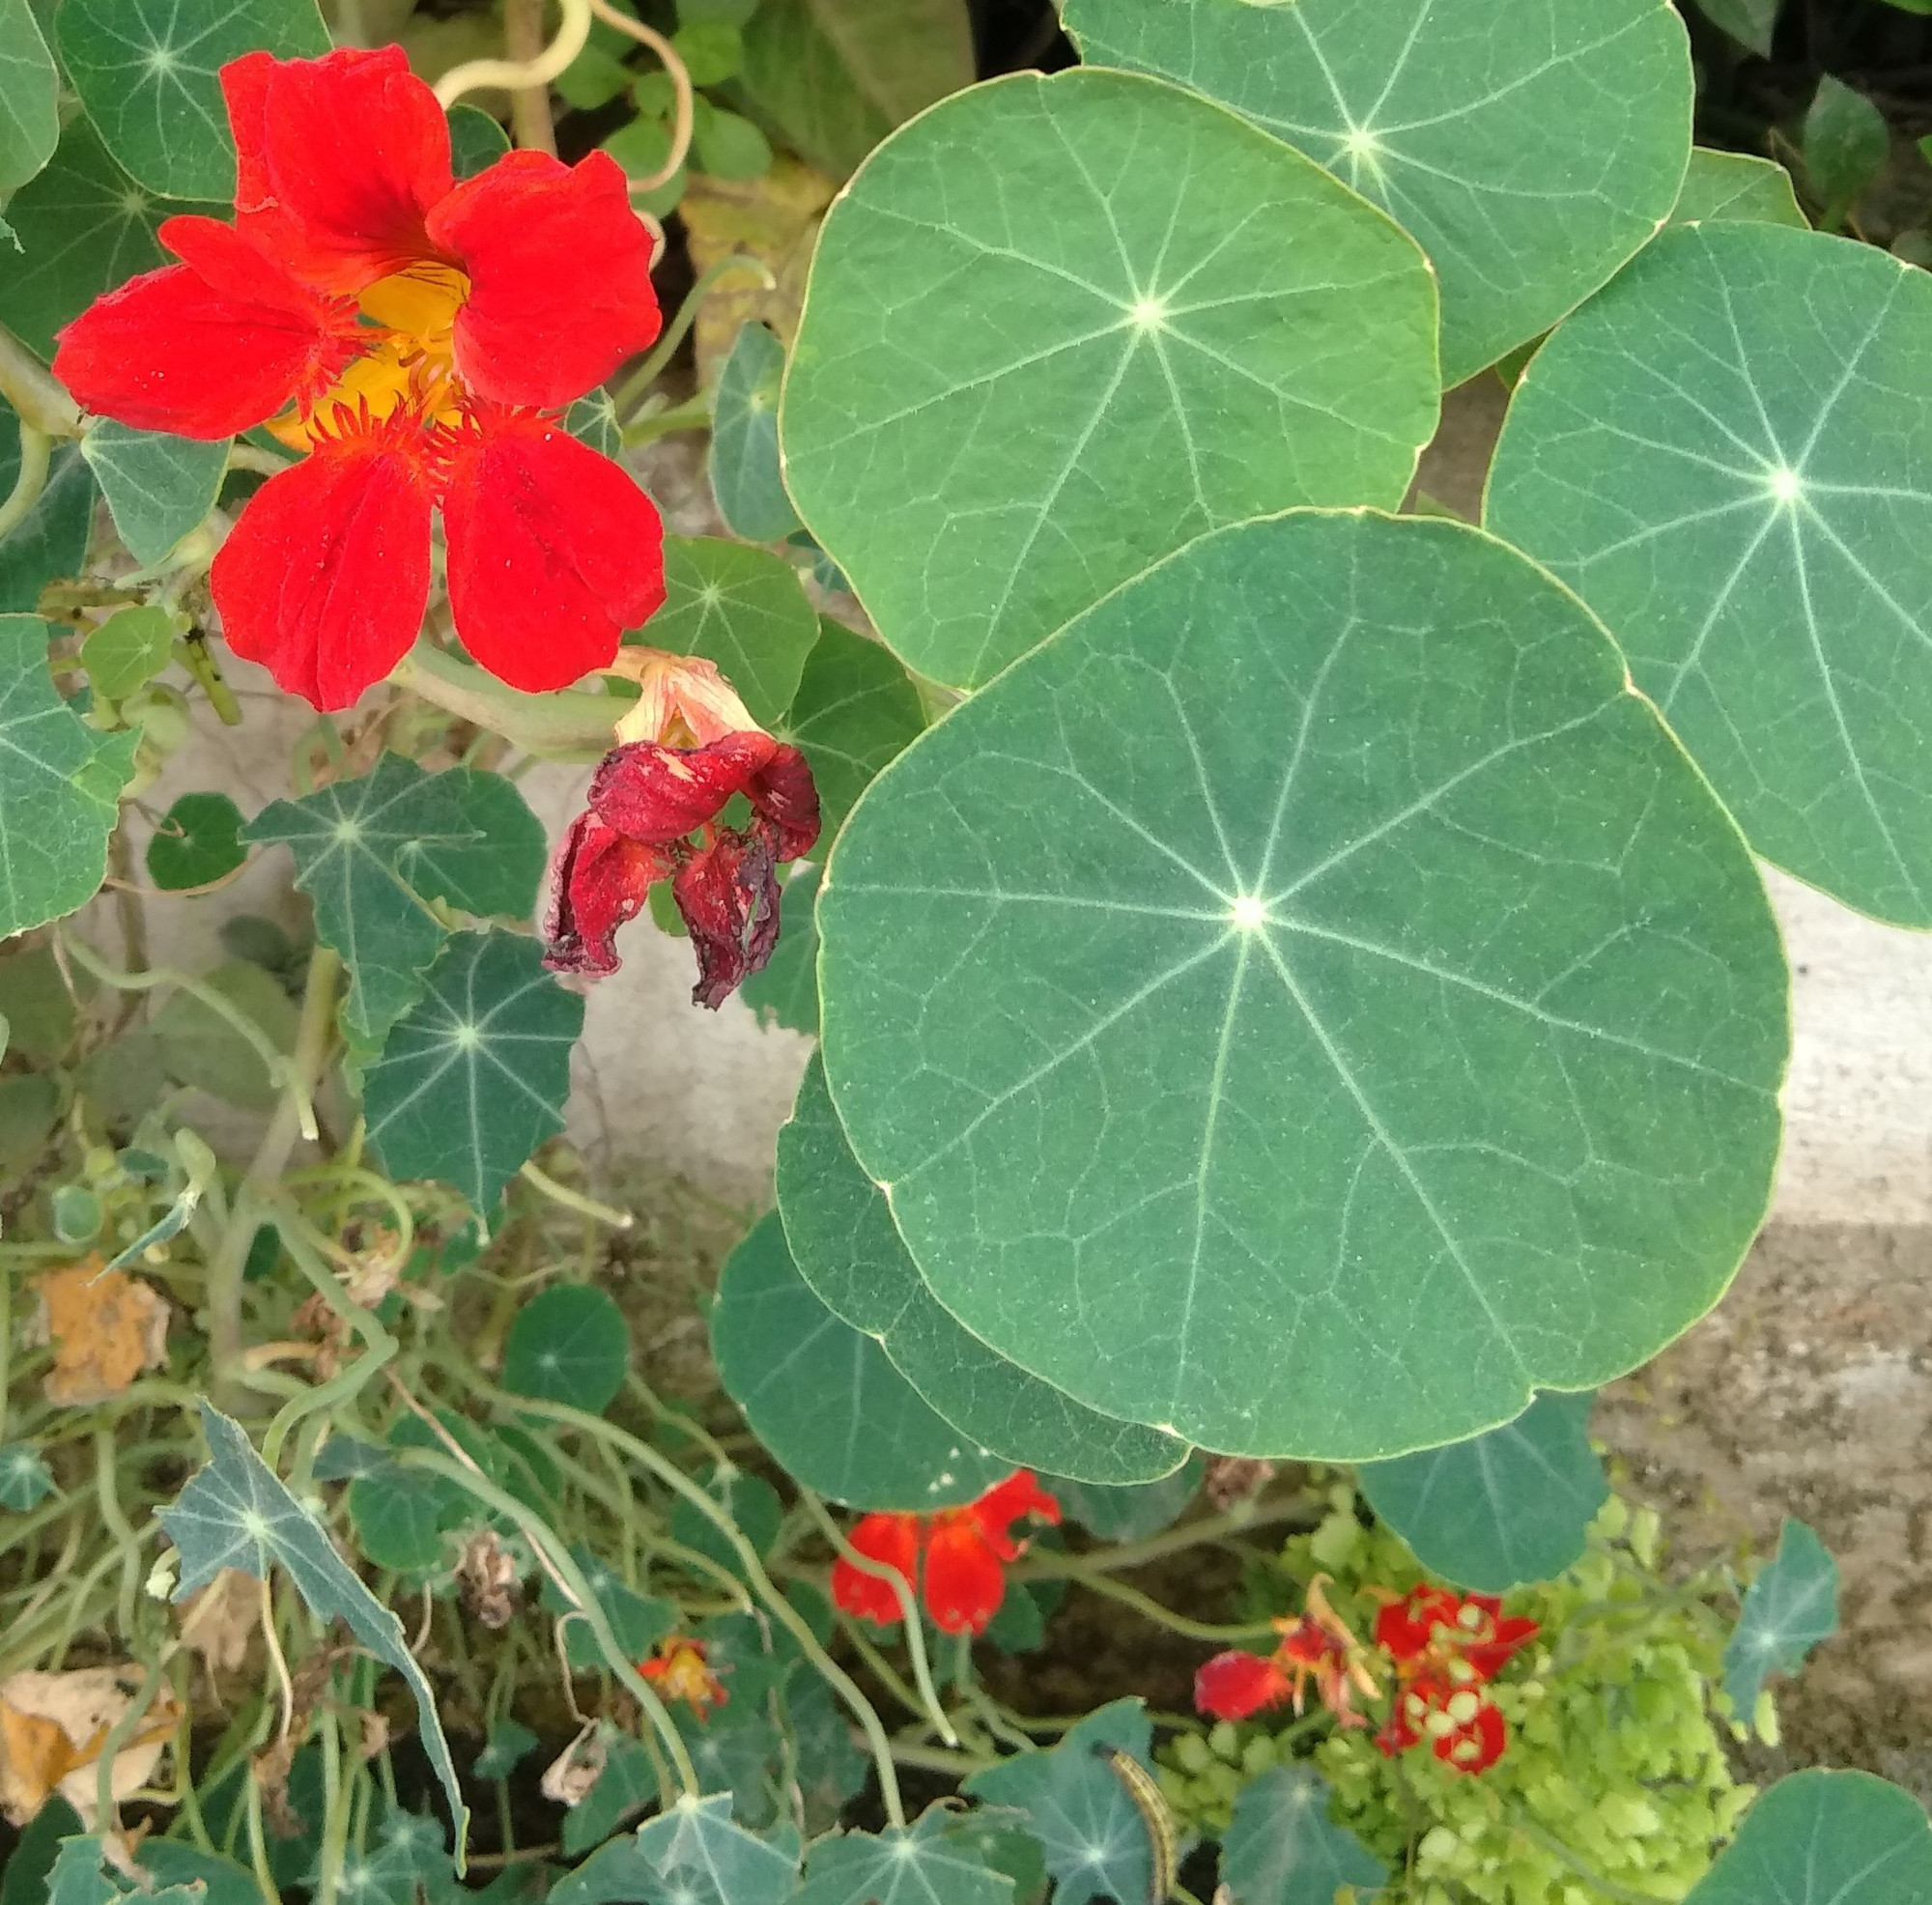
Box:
613;254;775;418
433;0;592;109
504;0;559;156
587;0;694;189
0;420;50;541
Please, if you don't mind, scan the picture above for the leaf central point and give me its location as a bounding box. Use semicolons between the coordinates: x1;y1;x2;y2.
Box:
1766;466;1804;505
1228;894;1270;931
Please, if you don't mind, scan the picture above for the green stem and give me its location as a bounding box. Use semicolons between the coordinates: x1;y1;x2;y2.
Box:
390;1446;699;1796
612;255;773;418
620;393;711;448
888;1740;996;1778
94;1425;146;1638
1032;1553;1280;1644
390;639;622;758
519;1159;633;1229
0;324;80;436
93;1649;168;1831
0;420;50;541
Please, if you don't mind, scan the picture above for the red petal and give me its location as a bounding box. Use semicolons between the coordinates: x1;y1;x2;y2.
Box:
428;150;662;409
1433;1700;1507;1775
53;220;356;439
541;813;674;977
1195;1651;1293;1721
969;1470;1061;1561
210;427;433;710
1463;1615;1538;1682
440;410;666;693
583;732;772;845
831;1515;920;1627
222;48;452;291
923;1519;1008;1635
670;828;782;1009
746;743;822;864
1374;1586;1460;1663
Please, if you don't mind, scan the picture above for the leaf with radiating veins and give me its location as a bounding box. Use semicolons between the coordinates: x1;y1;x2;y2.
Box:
795;1805;1016;1905
1685;1771;1932;1904
778;618;925;842
1219;1764;1387;1905
81;423;229;565
1672;149;1807;229
711;322;803;543
0;0;58;195
0;616;138;940
646;536;819;728
1722;1516;1839;1713
157;1403;468;1856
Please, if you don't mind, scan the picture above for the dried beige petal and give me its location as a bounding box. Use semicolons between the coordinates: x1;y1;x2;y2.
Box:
0;1666;182;1827
455;1530;519;1631
177;1569;259;1675
539;1722;606;1808
35;1261;169;1407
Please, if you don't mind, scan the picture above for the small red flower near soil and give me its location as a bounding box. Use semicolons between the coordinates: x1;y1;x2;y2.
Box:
1195;1576;1379;1727
53;47;666;711
829;1470;1061;1637
542;650;820;1007
639;1635;726;1719
1367;1584;1538;1775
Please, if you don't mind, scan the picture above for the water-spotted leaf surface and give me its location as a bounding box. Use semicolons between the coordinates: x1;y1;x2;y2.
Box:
0;0;58;195
779;618;926;841
0;615;139;939
159;1403;467;1850
147;790;246;891
778;1055;1188;1483
81;423;229;565
0;1443;54;1509
818;511;1788;1458
736;864;820;1035
646;536;819;727
1219;1764;1388;1905
0;120;212;358
782;68;1438;691
363;932;582;1213
1685;1770;1932;1904
393;768;548;922
795;1806;1017;1905
502;1284;631;1413
1673;149;1807;229
712;322;803;543
57;0;329;201
553;1797;803;1905
1723;1516;1839;1713
242;754;478;1046
710;1210;1009;1510
1;417;96;613
1064;0;1692;386
965;1700;1156;1905
1357;1390;1607;1590
1486;223;1932;926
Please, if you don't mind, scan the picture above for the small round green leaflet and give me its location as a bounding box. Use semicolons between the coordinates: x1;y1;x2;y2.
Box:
1355;1389;1608;1591
1063;0;1692;387
1487;224;1932;927
710;1210;1009;1511
502;1285;631;1413
781;68;1438;692
778;1055;1188;1484
1684;1770;1932;1905
56;0;329;202
146;791;245;893
1720;1515;1839;1715
818;511;1788;1458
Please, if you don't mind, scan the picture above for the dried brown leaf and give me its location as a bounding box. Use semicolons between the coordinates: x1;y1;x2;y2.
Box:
0;1666;183;1827
34;1260;169;1407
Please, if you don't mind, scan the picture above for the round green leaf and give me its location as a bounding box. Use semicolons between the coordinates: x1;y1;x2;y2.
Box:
447;104;510;181
0;119;212;359
781;68;1439;691
817;511;1788;1459
1486;224;1932;926
1686;1771;1932;1905
778;1055;1188;1484
81;423;230;566
1672;149;1807;230
1219;1765;1387;1905
711;322;804;545
710;1210;1009;1511
347;1464;446;1574
644;536;819;728
57;0;329;201
362;931;583;1212
502;1284;631;1414
1356;1389;1608;1590
0;1444;55;1511
1064;0;1692;387
147;791;246;891
778;618;926;842
81;605;177;702
1721;1516;1839;1714
393;768;548;923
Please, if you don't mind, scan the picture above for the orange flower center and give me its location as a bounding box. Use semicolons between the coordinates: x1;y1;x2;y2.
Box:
270;260;470;449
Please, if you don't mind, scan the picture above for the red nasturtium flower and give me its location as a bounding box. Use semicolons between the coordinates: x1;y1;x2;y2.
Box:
52;47;667;711
1194;1576;1380;1727
639;1635;727;1719
830;1471;1061;1636
542;650;820;1008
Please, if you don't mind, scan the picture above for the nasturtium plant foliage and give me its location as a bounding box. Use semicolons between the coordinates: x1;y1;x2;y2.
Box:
0;0;1924;1895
